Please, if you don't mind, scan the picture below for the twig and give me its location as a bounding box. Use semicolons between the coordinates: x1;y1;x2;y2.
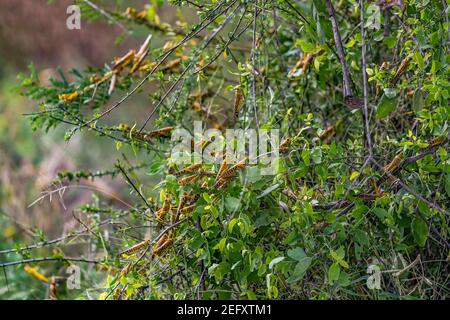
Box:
384;8;390;38
334;143;448;218
0;257;100;268
415;208;450;249
371;158;449;217
193;5;248;74
195;216;206;299
81;0;231;129
186;1;204;9
28;184;133;209
441;0;450;42
326;0;352;97
81;0;128;32
138;0;240;132
283;0;311;26
251;0;260;129
382;254;421;276
400;142;448;168
0;209;134;255
116;162;153;213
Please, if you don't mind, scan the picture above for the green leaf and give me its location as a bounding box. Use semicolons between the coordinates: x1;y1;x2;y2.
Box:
349;171;360;181
311;147;322;164
231;261;241;270
384;88;397;99
337;271;351;287
354;229;369;246
301;148;310;166
148;161;164;175
203;193;212;203
287;247;307;261
224;197;240;212
286;247;312;281
412;90;424;111
146;5;157;22
268;256;285;270
228;218;238;233
296;39;315;53
445;175;450;197
383;36;397;49
411;217;428;247
414;51;424;70
246;291;257;300
345;38;357;48
372;207;389;221
328;263;340;283
246;166;262;183
376;94;397;119
293;257;312;278
257;182;282;199
330;247;349;269
213;238;227;253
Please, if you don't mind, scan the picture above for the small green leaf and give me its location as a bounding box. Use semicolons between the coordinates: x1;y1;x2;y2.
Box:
445;175;450;197
345;38;357;48
213;238;227;253
349;171;360;181
287;247;307;261
296;39;315;53
293;257;312;277
269;256;285;270
330;247;349;269
246;166;262;183
225;197;240;212
257;182;282;199
372;207;388;221
311;147;322;164
412;90;424;111
383;36;397;49
231;261;241;270
414;51;424;70
384;88;397;99
337;271;351;287
228;218;238;233
354;229;369;246
246;291;257;300
411;217;428;247
203;193;212;203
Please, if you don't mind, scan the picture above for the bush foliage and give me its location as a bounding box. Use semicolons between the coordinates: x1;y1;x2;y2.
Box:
6;0;450;299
